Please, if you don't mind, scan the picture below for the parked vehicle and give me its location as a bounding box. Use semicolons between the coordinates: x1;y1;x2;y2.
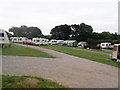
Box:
90;44;102;50
77;41;88;47
10;37;28;43
100;42;112;49
62;40;78;47
57;40;64;45
0;29;11;48
22;40;34;45
49;39;57;45
32;38;49;45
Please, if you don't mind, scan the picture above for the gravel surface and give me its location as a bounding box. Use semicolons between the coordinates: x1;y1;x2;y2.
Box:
2;44;118;88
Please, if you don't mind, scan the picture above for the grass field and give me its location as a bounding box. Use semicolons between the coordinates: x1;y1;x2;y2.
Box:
2;75;67;88
39;45;119;67
76;47;112;54
2;44;54;58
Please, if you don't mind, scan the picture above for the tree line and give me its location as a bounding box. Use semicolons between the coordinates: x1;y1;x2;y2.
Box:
9;25;42;39
7;23;120;46
50;23;120;46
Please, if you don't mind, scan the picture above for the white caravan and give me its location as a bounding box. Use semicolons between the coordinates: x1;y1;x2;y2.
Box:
32;38;49;45
10;37;28;43
100;42;112;49
57;40;64;45
49;39;57;45
62;40;78;47
0;29;10;48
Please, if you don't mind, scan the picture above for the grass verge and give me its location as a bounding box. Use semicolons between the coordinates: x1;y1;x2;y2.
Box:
39;45;119;67
76;47;112;54
2;44;54;58
2;75;67;88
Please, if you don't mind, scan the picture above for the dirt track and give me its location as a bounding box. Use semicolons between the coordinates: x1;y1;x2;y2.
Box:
2;44;118;88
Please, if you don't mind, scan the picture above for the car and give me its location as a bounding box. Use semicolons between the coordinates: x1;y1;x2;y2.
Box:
22;41;34;45
77;42;88;47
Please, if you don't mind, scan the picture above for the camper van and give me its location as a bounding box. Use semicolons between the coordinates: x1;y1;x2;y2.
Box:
0;29;10;48
32;38;49;45
10;37;28;43
49;39;57;45
100;42;112;49
62;40;78;47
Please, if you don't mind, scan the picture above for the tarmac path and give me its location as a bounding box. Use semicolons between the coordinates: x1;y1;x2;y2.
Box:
2;44;118;88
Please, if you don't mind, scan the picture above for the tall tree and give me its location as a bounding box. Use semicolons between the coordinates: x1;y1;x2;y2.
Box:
9;25;42;39
50;24;72;40
71;23;93;42
100;31;113;40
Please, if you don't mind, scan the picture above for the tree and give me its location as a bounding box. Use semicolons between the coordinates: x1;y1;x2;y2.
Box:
91;32;100;40
9;25;42;39
50;24;72;40
71;23;93;42
87;38;98;47
100;31;113;40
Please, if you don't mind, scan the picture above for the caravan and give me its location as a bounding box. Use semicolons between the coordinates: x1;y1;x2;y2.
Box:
0;29;10;48
62;40;78;47
100;42;112;49
57;40;64;45
10;37;28;43
32;38;49;45
49;39;57;45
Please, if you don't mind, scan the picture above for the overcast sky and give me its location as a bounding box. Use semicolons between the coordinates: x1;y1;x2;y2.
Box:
0;0;119;35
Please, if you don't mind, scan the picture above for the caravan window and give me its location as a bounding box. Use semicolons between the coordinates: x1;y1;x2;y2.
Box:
0;33;4;37
102;44;105;46
106;44;108;46
37;40;39;42
18;39;22;40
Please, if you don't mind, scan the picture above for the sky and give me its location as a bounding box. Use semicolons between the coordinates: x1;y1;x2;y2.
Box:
0;0;119;35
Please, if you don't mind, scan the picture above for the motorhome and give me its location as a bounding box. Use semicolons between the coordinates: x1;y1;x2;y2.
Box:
49;39;57;45
100;42;112;49
32;38;49;45
62;40;78;47
0;29;10;48
10;37;28;43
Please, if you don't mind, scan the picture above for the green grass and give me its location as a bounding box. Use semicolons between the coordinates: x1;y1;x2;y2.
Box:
102;49;112;54
76;47;112;54
2;75;67;88
39;45;119;67
2;44;54;58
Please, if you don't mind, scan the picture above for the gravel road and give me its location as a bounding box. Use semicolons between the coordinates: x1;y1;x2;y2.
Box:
2;44;118;88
